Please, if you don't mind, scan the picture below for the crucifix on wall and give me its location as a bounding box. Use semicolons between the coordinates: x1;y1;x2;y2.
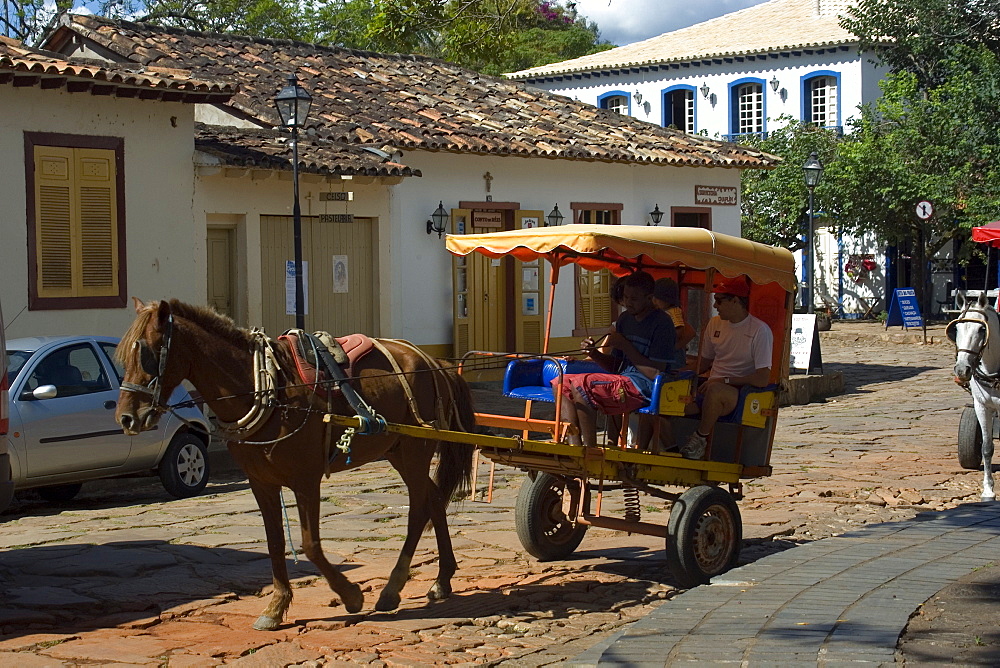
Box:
483;171;493;193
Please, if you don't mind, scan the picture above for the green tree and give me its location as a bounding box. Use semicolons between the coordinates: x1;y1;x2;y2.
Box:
830;46;1000;312
3;0;609;72
739;118;840;251
841;0;1000;87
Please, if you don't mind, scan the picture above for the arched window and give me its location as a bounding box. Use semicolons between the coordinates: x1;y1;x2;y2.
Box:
662;85;696;133
728;78;766;139
802;72;840;129
597;90;630;115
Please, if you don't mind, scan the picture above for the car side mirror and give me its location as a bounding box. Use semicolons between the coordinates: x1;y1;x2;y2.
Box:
31;385;58;400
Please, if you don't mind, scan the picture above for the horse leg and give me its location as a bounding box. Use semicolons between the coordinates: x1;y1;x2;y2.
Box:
248;478;293;630
983;408;996;502
292;483;364;613
375;446;437;612
424;467;459;603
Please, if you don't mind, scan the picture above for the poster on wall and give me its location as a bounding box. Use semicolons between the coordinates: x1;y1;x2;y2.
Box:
285;260;309;315
333;255;349;293
521;216;539;229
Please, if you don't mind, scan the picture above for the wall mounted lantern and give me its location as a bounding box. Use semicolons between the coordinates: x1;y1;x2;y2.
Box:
700;82;710;99
633;90;643;106
770;75;780;92
273;72;312;330
649;204;664;226
426;201;449;238
546;204;565;227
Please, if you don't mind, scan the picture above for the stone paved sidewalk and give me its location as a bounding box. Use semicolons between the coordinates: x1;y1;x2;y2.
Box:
572;502;1000;666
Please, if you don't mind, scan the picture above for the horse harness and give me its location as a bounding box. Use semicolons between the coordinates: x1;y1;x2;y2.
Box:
123;316;465;472
949;306;1000;388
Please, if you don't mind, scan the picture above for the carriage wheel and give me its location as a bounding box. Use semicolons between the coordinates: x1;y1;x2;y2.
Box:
666;485;741;588
515;473;588;561
958;406;985;470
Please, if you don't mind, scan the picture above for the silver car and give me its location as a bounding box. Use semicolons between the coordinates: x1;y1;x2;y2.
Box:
3;335;211;509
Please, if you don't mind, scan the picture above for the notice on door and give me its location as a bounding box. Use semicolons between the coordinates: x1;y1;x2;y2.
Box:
332;255;348;293
285;260;309;315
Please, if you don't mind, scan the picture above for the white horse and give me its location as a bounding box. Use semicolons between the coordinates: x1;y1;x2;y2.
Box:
950;291;1000;500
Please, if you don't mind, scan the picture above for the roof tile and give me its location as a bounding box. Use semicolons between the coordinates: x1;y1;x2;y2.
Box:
51;13;778;169
509;0;857;79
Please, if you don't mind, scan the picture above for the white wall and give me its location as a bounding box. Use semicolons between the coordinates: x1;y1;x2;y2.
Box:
0;86;200;339
529;47;879;139
390;150;745;346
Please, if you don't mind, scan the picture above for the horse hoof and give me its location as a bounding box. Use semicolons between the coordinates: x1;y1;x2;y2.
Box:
253;615;281;631
427;582;451;601
374;592;401;611
982;495;996;502
342;585;364;614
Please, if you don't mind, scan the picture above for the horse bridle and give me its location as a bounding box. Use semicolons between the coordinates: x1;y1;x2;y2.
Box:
120;313;175;415
948;306;994;375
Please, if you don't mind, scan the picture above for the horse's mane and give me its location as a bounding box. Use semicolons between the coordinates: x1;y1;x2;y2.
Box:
117;299;252;366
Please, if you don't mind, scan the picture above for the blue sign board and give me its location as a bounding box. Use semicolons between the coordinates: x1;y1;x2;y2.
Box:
885;288;924;329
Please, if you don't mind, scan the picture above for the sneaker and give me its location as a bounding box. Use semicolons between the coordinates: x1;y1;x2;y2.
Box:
681;431;708;460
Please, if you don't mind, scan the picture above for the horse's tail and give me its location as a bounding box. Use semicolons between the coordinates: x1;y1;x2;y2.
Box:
433;366;476;506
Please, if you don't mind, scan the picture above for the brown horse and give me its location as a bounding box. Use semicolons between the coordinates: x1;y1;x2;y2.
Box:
115;298;475;630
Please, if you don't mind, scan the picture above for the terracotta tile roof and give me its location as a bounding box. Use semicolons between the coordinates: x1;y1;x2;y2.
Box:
0;34;233;100
509;0;859;80
195;125;420;177
45;14;779;170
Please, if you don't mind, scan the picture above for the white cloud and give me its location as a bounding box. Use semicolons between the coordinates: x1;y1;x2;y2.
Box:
575;0;769;47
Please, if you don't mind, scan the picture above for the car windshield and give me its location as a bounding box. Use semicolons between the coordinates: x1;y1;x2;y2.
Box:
6;350;33;380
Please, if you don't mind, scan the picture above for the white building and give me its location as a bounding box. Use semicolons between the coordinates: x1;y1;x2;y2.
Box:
509;0;904;318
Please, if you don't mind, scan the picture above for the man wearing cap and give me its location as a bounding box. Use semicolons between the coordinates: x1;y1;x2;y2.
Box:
680;275;773;460
556;271;676;448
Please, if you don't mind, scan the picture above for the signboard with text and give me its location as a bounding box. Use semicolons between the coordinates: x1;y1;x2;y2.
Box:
695;185;738;206
472;211;503;228
790;314;823;375
885;288;924;329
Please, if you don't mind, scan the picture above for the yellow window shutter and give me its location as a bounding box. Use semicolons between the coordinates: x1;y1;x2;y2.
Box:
34;147;74;298
33;146;118;298
76;149;118;296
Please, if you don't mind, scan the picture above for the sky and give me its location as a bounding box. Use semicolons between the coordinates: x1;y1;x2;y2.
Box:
575;0;770;47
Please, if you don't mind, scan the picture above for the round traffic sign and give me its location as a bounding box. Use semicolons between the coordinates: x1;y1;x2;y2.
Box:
916;200;934;219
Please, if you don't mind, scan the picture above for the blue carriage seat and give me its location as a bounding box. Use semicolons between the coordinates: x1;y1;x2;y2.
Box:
503;358;605;403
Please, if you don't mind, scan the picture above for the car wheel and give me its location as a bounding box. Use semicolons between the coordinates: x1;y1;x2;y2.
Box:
159;433;209;498
37;483;83;504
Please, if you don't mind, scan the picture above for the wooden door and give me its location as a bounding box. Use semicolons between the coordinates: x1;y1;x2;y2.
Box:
260;215;376;336
451;208;505;356
207;227;235;318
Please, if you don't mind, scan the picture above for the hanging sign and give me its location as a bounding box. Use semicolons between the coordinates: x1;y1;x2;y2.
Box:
790;314;823;375
885;288;924;329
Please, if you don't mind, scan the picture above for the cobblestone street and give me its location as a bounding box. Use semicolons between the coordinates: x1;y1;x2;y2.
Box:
0;327;981;666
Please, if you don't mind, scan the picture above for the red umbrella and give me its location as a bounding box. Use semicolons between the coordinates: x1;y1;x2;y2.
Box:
972;221;1000;247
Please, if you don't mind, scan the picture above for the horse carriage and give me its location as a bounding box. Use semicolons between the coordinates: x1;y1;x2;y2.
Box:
953;222;1000;480
115;224;794;630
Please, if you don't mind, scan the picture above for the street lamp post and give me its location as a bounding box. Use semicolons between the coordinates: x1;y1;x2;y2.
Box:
274;73;312;330
802;152;824;313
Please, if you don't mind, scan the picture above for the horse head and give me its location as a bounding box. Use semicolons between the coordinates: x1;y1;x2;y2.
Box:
116;297;188;434
950;291;999;383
